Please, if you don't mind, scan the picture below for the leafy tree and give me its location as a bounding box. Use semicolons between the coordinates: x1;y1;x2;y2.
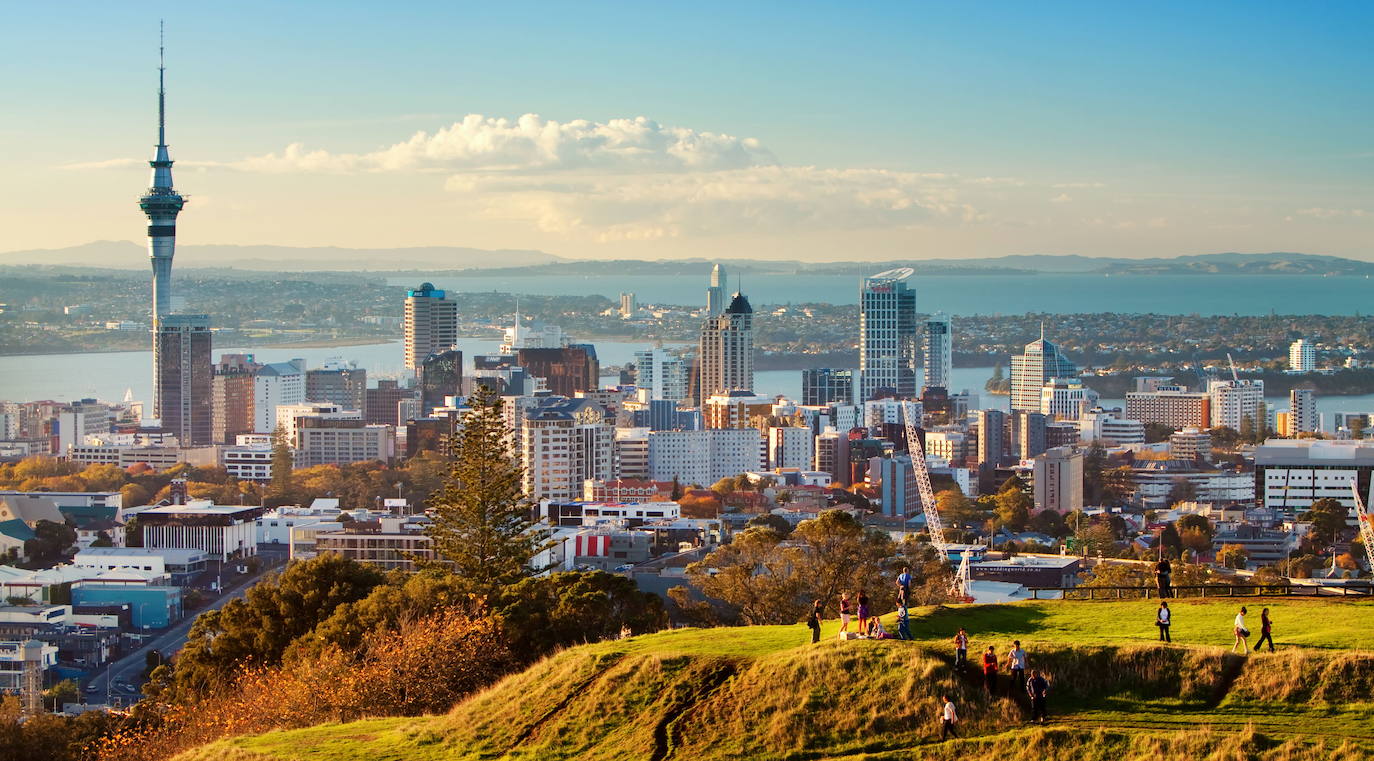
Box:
425;385;546;595
1181;527;1213;555
685;527;806;625
993;487;1032;532
1158;522;1184;558
1030;509;1069;538
936;489;981;532
493;571;667;656
90;530;114;547
1100;466;1137;506
23;520;77;567
1301;497;1349;548
1075;522;1118;557
1216;543;1249;569
1143;422;1175;444
171;554;385;696
1176;513;1214;541
1167;477;1198;506
710;477;737;496
124;516;143;547
792;509;896;611
42;679;79;712
746;513;793;537
670;476;683;500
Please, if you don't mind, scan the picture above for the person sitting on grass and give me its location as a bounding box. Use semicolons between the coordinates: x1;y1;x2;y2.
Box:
867;616;892;639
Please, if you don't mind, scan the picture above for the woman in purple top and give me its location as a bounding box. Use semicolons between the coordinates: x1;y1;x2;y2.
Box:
857;590;870;631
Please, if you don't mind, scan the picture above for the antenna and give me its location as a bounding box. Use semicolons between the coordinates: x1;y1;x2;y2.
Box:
158;20;167;147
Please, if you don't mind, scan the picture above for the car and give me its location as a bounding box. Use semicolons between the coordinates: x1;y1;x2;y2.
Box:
85;684;98;693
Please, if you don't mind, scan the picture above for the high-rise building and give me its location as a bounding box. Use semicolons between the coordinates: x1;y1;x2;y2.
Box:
698;293;754;399
647;428;764;485
139;36;185;324
419;349;463;414
1289;339;1316;373
706;264;727;317
801;368;855;406
1010;328;1077;412
212;354;260;444
1032;446;1083;513
923;312;952;391
1040;378;1099;420
517;346;599;397
1288;388;1318;436
305;362;366;410
633;348;690;402
253;360;306;433
1009;410;1048;460
153;315;212;446
403;283;458;370
767;426;815;470
858;268;918;401
1208;379;1265;430
975;408;1007;493
1126;386;1210;430
365;380;418;426
619;292;637;318
521;398;614;501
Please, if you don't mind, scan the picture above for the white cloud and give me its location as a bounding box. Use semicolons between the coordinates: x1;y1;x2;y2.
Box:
1294;207;1368;219
1049;193;1072;204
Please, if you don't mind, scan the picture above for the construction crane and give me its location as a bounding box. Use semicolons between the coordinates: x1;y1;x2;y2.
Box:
902;401;971;598
1348;480;1374;574
1227;352;1241;383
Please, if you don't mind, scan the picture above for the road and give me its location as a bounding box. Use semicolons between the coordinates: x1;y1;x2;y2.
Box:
84;561;276;706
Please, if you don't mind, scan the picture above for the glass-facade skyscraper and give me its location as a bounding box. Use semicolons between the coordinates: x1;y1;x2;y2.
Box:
858;268;918;402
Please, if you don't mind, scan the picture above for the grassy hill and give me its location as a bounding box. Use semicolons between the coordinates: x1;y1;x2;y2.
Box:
176;598;1374;760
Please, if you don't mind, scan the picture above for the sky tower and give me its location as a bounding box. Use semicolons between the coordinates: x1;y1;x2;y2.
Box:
138;24;185;320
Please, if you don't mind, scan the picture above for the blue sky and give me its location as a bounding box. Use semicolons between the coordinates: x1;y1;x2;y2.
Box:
3;1;1371;261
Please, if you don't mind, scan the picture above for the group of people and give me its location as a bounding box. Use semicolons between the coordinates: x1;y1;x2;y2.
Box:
943;629;1052;735
1154;601;1276;653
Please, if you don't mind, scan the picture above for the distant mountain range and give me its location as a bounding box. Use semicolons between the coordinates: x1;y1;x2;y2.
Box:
3;242;1371;276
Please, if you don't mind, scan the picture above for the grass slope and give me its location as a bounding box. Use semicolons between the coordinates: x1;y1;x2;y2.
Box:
177;599;1374;761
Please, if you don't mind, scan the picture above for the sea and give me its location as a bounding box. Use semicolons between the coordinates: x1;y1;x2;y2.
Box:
386;272;1374;316
4;339;1374;420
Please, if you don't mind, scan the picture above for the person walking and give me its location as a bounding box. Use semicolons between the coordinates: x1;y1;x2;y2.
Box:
982;645;999;695
1154;555;1173;599
1255;607;1275;652
856;589;871;632
1006;640;1027;690
838;593;853;637
897;566;913;609
806;600;823;644
939;695;959;740
1232;606;1250;654
1026;670;1050;724
1156;600;1172;643
896;605;912;640
953;628;969;671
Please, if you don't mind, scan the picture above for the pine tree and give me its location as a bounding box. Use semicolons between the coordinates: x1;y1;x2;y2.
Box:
426;385;546;595
270;424;294;499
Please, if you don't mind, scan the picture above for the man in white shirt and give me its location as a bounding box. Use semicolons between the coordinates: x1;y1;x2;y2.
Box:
1232;606;1250;654
940;695;959;740
1006;640;1028;690
1156;601;1171;643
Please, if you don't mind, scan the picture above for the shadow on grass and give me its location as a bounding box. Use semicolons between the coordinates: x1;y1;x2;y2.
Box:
907;604;1054;641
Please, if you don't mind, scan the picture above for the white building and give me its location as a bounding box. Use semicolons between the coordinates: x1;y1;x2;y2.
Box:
135;502;263;561
1287;388;1318;436
253;360;306;434
1169;428;1212;460
859;268;918;401
1041;378;1098;420
522;398;614;501
923;312;952;390
1209;379;1265;430
404;283;459;370
222;442;273;482
1032;446;1083;513
1255;438;1374;517
294;420;395;468
1078;410;1145;446
1289;339;1316;373
614;427;650;481
767;426;815;471
633;348;690;402
648;429;764;485
276;402;360;441
73;547;208;578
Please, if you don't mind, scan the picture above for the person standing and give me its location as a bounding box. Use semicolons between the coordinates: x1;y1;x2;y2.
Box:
1154;555;1173;599
806;600;823;644
838;593;853;637
1156;600;1172;643
896;605;912;640
1006;640;1027;690
856;589;871;632
1255;607;1275;652
1232;606;1250;654
953;628;969;671
897;566;913;609
940;695;959;740
982;645;999;695
1026;670;1050;724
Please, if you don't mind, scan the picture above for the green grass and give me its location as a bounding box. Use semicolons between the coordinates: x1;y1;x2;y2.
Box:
175;598;1374;761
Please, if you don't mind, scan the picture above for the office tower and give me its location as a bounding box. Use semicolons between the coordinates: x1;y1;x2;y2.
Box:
634;348;690;401
1126;386;1211;429
517;346;599;397
698;292;754;399
1010;327;1077;412
858;268;918;401
801;368;855;406
153;315;212;445
1288;388;1318;436
647;428;765;485
419;349;463;414
521;398;614;501
212;354;260;444
619;292;636;317
253;359;306;433
305;362;367;410
704;392;775;430
1254;439;1374;518
1040;378;1099;419
815;430;851;485
1009;410;1048;460
294;417;395;467
923;312;952;391
767;426;815;470
706;263;727;317
1208;378;1265;430
975;408;1007;493
1289;339;1316;373
403;283;458;370
1032;447;1084;513
870;455;919;518
365;380;418;426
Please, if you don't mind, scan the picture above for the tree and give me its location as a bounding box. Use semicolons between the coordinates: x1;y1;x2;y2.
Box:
425;385;546;594
746;513;793;537
1166;478;1198;506
1216;543;1249;569
1143;422;1175;444
1100;466;1137;506
42;679;78;712
1030;509;1069;538
685;527;806;625
1302;498;1349;548
268;424;295;504
993;488;1032;532
792;510;896;611
936;489;981;532
1159;522;1184;558
670;476;683;500
24;520;76;567
710;477;737;496
1176;514;1214;542
1181;528;1213;555
171;554;385;696
1075;523;1118;557
494;571;667;656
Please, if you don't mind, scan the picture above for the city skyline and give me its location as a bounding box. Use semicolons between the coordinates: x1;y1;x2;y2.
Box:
3;2;1371;262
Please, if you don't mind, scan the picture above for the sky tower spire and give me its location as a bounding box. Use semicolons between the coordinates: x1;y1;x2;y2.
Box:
140;20;185;321
158;19;166;148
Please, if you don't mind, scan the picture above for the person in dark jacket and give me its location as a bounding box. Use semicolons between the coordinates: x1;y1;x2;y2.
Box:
806;600;823;644
1154;556;1173;599
982;645;999;695
1026;670;1050;724
1255;607;1275;652
1156;600;1172;643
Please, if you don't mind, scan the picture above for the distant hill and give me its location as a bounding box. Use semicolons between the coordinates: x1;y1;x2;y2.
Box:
0;240;564;271
3;243;1371;276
